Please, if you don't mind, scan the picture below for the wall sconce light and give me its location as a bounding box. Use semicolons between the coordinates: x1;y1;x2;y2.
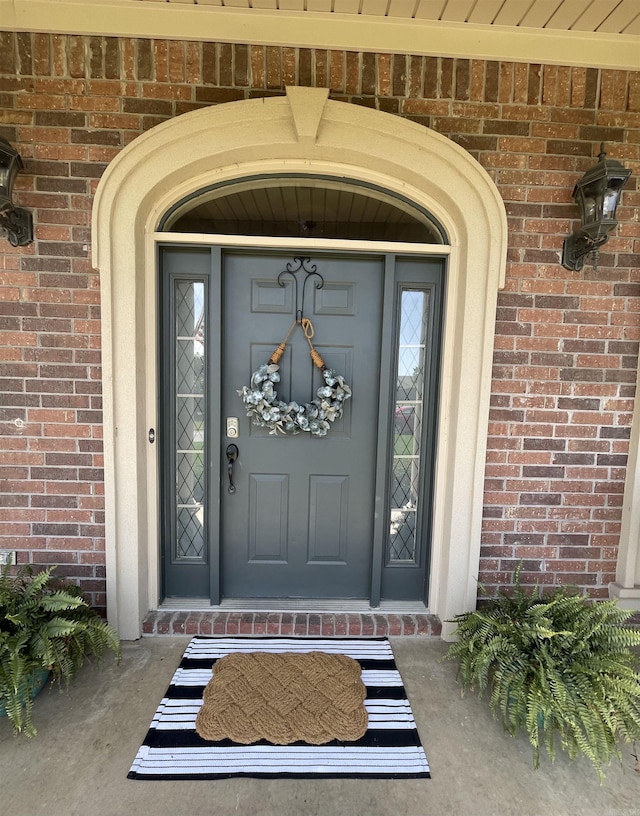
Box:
562;143;631;272
0;136;33;247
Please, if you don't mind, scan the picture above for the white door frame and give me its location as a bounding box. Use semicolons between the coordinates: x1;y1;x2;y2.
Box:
92;87;507;639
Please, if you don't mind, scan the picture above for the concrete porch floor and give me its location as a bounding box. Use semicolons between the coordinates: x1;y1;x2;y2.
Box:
1;637;638;816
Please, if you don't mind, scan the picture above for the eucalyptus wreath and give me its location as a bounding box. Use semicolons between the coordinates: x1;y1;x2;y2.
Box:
238;363;351;437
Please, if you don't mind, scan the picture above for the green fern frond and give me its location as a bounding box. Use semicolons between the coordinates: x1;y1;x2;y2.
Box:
444;565;640;781
0;564;121;735
38;592;85;613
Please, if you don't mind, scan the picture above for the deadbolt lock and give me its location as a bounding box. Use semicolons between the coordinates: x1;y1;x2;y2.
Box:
226;417;239;438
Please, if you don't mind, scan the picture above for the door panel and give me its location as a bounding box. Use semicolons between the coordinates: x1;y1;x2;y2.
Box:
248;474;289;562
221;252;383;599
161;248;213;599
307;475;349;562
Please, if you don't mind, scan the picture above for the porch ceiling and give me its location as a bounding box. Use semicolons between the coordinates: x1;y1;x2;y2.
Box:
166;179;443;242
2;0;639;70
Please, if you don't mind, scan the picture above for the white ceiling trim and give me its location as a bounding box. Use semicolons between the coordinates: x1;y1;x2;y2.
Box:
2;0;639;70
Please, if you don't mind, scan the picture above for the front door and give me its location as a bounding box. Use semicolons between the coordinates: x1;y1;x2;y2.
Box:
221;252;383;598
160;246;444;604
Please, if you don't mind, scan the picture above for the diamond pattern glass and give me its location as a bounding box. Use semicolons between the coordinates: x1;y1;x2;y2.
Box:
174;281;206;563
176;397;204;449
176;341;205;394
388;289;430;563
176;507;205;559
177;452;205;504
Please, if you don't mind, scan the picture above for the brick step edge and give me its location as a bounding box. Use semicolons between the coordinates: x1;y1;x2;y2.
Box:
142;611;442;638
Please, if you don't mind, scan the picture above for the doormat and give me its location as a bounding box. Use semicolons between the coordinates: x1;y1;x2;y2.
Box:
128;637;430;780
195;651;368;744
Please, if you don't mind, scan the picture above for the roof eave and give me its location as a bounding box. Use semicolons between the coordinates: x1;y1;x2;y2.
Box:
1;0;639;72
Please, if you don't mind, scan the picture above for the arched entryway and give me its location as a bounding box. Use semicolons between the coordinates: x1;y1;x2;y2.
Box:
93;87;507;639
158;174;447;607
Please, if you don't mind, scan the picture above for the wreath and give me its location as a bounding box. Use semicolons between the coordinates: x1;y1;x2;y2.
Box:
238;318;352;437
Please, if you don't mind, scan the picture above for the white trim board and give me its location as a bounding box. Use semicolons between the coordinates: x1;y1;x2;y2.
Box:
1;0;639;71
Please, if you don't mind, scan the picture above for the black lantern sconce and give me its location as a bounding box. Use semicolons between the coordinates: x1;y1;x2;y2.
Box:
562;143;631;272
0;136;33;247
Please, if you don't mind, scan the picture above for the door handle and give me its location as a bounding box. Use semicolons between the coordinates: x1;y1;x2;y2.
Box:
226;444;239;494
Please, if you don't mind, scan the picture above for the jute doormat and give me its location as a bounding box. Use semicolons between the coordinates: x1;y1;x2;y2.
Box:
128;637;430;780
195;651;368;744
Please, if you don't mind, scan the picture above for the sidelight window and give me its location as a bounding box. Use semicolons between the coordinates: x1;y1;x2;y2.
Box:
173;280;207;563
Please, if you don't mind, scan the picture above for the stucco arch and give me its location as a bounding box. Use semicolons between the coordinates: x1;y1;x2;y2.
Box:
93;87;507;639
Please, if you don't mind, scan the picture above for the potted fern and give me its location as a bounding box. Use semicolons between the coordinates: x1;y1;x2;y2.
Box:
0;565;121;736
445;566;640;780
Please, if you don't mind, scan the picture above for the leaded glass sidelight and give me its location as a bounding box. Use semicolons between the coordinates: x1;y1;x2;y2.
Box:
174;280;206;562
388;289;430;563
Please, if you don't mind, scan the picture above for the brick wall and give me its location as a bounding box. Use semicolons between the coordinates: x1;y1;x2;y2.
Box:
0;33;639;611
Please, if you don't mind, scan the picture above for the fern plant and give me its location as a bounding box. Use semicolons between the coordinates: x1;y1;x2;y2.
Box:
445;566;640;780
0;565;121;736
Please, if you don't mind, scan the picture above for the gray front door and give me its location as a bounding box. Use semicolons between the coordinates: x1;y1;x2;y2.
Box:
221;252;383;598
160;245;444;604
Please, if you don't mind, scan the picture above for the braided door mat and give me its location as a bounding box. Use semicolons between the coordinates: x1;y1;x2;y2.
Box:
195;651;368;744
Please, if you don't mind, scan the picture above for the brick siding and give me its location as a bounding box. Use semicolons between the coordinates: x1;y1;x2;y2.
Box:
0;34;639;612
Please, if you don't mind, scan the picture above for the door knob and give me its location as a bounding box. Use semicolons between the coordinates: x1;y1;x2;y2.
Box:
226;444;239;494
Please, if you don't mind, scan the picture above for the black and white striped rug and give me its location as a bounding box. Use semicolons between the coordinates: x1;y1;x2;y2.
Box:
128;636;430;780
